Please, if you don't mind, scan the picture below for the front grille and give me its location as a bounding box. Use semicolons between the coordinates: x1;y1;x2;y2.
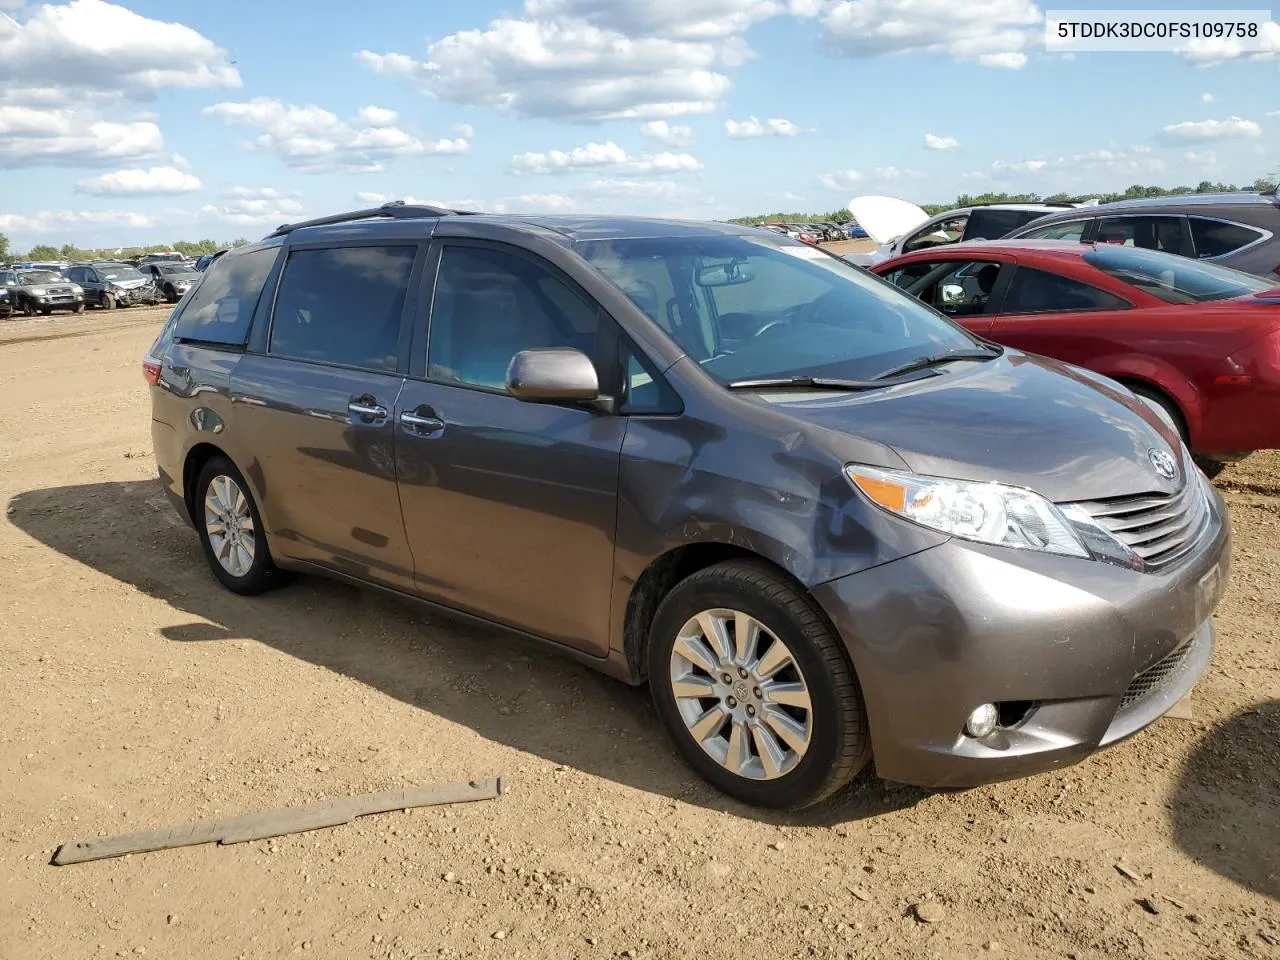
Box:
1120;639;1194;709
1067;478;1209;572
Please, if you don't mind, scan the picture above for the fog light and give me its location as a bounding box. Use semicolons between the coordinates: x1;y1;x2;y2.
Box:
964;703;998;739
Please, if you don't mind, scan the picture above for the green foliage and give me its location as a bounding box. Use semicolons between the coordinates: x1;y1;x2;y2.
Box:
0;232;9;261
25;244;60;261
728;208;852;226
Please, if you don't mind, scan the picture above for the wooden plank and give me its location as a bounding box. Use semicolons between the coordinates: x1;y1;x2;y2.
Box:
52;777;504;866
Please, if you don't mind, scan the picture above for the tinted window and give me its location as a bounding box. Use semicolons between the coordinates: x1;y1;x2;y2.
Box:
1083;245;1271;304
1095;216;1190;256
583;236;984;385
1018;219;1089;242
1003;267;1130;313
175;247;279;346
964;209;1045;240
269;246;415;371
1189;217;1266;259
620;341;682;415
427;245;600;390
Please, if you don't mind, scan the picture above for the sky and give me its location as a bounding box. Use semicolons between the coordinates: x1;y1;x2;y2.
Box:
0;0;1277;250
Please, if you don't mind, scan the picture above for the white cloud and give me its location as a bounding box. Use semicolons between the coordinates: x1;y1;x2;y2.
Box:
509;139;702;174
1268;109;1280;118
1156;116;1262;143
225;186;291;199
204;97;470;173
504;193;577;212
1200;92;1214;103
169;152;191;170
640;119;694;146
356;190;388;204
353;0;812;122
0;105;163;167
923;132;959;151
724;115;806;138
453;122;475;139
200;196;306;225
818;0;1040;69
992;158;1047;173
984;147;1166;181
356;105;398;127
1177;21;1280;64
0;0;240;104
585;177;683;197
0;208;163;234
872;165;925;180
75;164;200;195
818;169;864;189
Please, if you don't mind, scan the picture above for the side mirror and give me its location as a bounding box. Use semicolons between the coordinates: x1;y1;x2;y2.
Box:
939;283;966;305
506;348;600;402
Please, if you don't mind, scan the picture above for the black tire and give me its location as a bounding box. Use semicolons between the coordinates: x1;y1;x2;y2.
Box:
100;293;115;310
72;303;84;314
193;455;289;596
39;307;52;316
647;560;870;810
22;298;35;317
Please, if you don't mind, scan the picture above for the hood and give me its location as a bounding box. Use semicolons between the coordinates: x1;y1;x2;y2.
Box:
847;195;930;245
754;352;1188;503
107;277;151;290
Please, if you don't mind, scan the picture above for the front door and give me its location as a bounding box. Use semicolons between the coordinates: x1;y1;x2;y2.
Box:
394;242;626;655
229;242;421;591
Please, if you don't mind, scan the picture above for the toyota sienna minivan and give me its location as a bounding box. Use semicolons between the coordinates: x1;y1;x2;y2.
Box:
145;203;1230;809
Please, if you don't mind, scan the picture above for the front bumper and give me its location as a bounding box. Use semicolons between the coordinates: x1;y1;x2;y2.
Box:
33;293;84;310
812;486;1230;788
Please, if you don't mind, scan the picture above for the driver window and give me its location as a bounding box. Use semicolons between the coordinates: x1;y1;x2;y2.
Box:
902;215;968;254
903;259;1005;316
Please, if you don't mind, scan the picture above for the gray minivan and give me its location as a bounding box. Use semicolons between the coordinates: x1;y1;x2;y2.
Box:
145;203;1230;809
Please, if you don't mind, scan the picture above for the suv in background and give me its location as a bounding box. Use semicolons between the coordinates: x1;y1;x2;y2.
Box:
67;261;160;309
1008;190;1280;278
141;261;201;302
1;268;85;315
144;202;1227;810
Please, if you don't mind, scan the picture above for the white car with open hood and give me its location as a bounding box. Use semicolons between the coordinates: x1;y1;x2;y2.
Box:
844;195;1098;267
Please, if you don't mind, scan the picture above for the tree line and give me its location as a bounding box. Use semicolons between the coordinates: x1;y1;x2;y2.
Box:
728;177;1279;226
0;236;251;263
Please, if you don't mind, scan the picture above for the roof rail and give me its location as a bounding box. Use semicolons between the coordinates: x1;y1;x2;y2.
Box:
265;200;479;239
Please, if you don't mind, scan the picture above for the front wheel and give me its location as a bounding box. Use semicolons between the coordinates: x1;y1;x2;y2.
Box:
22;299;35;317
648;560;870;810
100;293;115;310
72;303;84;314
194;456;289;595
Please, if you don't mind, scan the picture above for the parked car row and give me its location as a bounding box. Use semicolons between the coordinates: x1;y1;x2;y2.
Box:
144;201;1234;810
0;256;204;316
761;220;867;244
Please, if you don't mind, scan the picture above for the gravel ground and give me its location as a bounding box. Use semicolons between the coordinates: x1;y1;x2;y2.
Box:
0;306;1275;960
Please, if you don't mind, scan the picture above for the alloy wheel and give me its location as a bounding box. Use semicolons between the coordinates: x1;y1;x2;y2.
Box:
203;474;256;578
668;608;814;780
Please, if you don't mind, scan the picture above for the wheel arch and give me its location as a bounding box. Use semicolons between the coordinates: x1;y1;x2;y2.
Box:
621;543;844;683
182;441;230;526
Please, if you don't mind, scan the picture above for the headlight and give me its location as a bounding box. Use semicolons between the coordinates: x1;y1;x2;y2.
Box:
845;464;1089;558
27;287;47;296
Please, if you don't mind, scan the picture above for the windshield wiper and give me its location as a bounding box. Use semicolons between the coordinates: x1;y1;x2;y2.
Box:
726;375;887;391
871;347;1000;381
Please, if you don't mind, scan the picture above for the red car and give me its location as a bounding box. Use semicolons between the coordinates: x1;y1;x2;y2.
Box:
871;240;1280;474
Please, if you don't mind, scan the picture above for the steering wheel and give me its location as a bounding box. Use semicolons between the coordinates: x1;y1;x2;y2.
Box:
750;318;791;339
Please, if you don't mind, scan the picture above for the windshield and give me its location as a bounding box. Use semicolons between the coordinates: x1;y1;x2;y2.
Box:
580;234;983;384
96;263;145;281
157;265;197;277
1084;245;1271;305
18;271;60;284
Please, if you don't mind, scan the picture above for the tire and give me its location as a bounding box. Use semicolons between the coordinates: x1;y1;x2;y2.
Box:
1193;456;1228;479
72;304;84;314
100;293;115;310
193;455;289;596
647;559;870;810
39;307;51;316
22;298;35;317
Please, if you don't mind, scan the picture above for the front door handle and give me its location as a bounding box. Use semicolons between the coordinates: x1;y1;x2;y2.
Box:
348;399;388;422
399;411;445;435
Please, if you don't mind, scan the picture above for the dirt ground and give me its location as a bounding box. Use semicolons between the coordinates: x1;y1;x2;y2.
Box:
0;306;1275;960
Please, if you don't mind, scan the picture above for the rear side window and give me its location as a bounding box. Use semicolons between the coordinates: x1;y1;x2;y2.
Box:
1003;266;1131;314
964;209;1044;240
175;247;278;346
1189;218;1266;259
269;245;416;372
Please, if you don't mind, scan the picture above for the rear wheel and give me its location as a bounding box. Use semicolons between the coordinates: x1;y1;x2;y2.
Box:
194;456;288;595
39;307;51;316
648;560;870;809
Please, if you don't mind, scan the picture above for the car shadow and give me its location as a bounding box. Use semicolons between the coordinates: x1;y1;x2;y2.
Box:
7;479;928;826
1170;699;1279;901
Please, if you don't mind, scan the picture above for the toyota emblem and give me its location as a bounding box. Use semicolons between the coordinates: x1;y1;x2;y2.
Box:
1148;447;1178;481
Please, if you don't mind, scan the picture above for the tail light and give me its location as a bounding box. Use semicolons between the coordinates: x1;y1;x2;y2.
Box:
142;357;162;385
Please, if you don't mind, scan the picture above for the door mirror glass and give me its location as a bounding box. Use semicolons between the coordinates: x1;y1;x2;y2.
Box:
939;283;966;304
506;348;599;402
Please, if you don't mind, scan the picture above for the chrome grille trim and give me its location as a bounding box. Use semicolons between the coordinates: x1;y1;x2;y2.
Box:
1065;477;1210;572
